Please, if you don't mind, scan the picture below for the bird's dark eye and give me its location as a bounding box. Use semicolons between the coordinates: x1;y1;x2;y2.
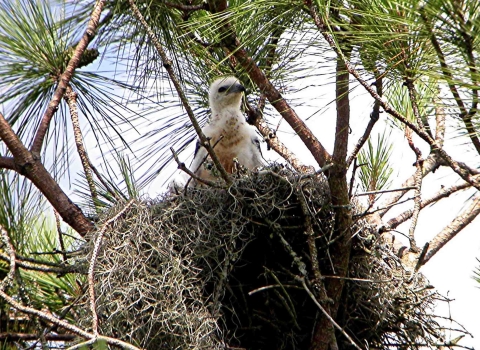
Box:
218;86;227;93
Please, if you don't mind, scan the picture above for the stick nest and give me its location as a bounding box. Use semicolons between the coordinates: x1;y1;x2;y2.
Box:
80;165;462;349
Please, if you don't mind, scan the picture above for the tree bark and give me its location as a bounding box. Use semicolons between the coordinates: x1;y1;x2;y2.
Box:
0;113;93;236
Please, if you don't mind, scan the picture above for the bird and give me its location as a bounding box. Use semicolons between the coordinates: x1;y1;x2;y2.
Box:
189;76;263;183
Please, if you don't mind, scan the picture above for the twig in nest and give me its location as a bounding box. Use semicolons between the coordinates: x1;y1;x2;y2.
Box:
298;277;363;350
248;284;302;296
170;147;226;189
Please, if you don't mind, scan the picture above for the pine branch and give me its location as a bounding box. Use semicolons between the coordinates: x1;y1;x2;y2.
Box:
306;1;480;189
0;112;93;235
0;156;15;170
31;0;105;155
208;0;332;168
419;6;480;155
65;84;99;212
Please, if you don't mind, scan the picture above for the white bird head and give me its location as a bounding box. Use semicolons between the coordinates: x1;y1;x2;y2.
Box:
208;76;245;113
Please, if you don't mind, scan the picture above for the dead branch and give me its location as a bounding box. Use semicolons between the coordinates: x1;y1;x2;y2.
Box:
386;182;471;230
378;154;441;217
170;147;225;188
356;186;418;197
424;194;480;264
405;127;423;252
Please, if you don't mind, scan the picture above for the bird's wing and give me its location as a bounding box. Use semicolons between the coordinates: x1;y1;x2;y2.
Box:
248;128;265;166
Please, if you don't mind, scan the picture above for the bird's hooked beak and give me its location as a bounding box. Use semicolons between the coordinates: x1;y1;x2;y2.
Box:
227;83;246;94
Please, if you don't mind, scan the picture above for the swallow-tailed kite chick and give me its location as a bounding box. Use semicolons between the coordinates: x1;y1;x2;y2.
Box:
189;76;263;182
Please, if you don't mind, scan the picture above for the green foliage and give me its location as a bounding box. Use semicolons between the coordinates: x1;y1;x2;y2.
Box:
474;258;480;285
0;170;84;334
357;130;394;202
0;0;143;178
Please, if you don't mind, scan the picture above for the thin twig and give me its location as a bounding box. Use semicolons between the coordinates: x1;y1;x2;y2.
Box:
248;284;302;296
244;100;313;173
170;147;226;189
298;277;363;350
386;181;471;230
54;210;68;262
356;186;418;197
347;75;383;168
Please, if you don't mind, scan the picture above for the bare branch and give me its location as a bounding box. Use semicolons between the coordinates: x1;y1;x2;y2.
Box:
245;102;313;173
434;93;446;148
0;112;93;235
423;194;480;264
356;186;418;197
346;77;382;168
405;127;423;252
170;147;225;188
386;182;471;230
378;154;441;217
128;0;231;185
31;0;105;155
0;286;141;350
54;210;68;262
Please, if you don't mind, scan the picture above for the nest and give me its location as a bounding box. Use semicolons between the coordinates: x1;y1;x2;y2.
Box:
80;165;458;349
